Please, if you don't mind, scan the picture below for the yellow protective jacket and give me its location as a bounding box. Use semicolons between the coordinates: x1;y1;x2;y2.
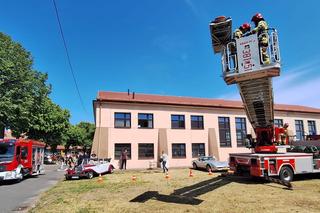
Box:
252;20;268;34
233;28;243;39
252;20;268;45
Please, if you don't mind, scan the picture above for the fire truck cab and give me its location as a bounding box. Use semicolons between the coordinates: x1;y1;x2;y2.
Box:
0;138;45;182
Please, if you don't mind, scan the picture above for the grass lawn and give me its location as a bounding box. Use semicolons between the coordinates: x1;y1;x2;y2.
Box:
30;168;320;213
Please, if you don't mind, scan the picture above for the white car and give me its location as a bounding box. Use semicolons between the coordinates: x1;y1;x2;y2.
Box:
192;156;229;171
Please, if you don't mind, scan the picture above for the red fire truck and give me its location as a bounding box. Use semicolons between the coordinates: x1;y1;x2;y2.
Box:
209;16;320;182
0;138;45;182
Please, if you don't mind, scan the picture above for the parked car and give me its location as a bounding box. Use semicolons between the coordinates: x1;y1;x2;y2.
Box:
65;158;114;180
192;156;229;171
44;154;54;164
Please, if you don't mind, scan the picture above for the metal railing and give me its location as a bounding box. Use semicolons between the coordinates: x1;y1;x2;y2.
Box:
221;28;281;76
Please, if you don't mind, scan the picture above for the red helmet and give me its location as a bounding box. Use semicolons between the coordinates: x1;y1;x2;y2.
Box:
241;23;251;31
251;13;264;22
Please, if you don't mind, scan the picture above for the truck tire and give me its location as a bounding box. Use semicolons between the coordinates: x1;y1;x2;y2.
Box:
279;166;293;182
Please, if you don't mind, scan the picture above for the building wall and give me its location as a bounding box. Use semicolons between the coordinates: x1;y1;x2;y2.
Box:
92;102;320;169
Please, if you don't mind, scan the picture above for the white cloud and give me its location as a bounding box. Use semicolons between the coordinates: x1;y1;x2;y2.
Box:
184;0;200;18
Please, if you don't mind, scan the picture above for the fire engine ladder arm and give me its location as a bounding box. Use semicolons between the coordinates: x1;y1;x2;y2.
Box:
237;77;274;129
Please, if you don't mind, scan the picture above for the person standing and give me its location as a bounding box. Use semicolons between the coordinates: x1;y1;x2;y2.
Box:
251;13;270;64
160;151;169;174
120;148;128;170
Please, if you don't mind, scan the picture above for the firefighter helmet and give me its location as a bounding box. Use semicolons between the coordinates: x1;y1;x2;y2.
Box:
241;23;251;32
251;13;264;23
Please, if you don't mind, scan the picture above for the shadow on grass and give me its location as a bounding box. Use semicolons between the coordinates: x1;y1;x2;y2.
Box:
130;175;261;205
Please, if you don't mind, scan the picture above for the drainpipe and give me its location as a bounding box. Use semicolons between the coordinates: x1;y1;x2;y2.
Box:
97;101;102;159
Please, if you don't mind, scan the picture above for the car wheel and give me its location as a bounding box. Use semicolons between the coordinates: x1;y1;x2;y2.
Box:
279;166;293;182
192;163;198;170
206;165;212;172
109;166;114;174
87;171;94;179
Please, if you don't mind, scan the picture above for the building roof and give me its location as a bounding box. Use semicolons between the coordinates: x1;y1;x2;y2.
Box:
97;91;320;114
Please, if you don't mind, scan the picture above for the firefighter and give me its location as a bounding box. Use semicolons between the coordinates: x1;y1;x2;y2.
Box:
233;23;251;39
251;13;270;64
280;123;289;145
226;23;251;72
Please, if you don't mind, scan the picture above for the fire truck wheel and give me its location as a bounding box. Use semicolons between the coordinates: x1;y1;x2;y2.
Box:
279;166;293;182
86;171;94;179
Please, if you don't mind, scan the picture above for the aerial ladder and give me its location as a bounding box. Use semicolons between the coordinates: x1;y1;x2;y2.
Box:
209;16;281;153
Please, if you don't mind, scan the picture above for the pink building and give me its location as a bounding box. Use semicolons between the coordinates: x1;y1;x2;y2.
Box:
91;91;320;169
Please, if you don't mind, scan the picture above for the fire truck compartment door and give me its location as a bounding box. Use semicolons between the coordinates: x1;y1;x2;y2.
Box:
295;157;313;173
236;34;261;73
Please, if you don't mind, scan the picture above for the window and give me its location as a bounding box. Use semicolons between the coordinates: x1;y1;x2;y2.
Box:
218;117;231;147
172;143;186;158
192;143;205;157
274;119;283;127
114;143;131;160
114;113;131;128
21;147;28;160
171;115;185;129
191;115;204;129
308;120;317;135
138;143;154;159
235;117;247;147
295;120;304;141
138;113;153;128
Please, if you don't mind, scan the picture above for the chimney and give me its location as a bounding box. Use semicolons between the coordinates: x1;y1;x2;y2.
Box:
127;89;130;96
133;92;135;99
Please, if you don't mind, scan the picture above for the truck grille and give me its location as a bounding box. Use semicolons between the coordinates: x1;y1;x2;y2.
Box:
0;165;6;172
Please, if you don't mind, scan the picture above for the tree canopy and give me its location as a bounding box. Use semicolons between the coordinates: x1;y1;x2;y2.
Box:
0;32;69;146
65;122;95;151
0;32;95;150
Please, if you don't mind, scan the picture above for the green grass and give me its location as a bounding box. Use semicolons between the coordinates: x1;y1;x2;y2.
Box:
30;169;320;213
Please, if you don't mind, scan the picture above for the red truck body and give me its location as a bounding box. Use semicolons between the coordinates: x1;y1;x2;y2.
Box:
0;138;45;181
229;151;320;181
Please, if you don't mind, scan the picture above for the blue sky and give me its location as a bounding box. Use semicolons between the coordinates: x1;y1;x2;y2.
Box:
1;1;320;124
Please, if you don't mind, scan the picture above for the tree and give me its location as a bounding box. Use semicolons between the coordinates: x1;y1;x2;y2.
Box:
27;98;70;150
0;32;51;137
77;122;95;149
0;32;71;148
65;122;95;151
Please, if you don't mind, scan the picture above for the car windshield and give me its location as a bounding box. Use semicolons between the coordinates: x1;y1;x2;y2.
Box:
202;157;214;161
0;143;15;162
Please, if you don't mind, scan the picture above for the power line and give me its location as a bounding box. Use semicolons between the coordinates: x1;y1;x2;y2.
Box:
52;0;87;113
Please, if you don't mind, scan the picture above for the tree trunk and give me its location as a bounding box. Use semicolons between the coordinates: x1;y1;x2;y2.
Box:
0;124;5;139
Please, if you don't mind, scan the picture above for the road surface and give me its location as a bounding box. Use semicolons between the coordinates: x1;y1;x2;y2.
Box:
0;164;64;212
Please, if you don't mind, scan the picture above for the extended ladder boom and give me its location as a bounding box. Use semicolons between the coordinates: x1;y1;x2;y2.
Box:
209;16;281;152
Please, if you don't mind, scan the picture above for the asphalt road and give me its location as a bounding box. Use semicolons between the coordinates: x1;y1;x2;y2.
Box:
0;164;64;213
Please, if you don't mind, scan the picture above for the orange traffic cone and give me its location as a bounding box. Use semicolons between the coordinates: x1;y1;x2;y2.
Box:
208;168;213;176
131;175;137;181
165;173;170;179
98;173;103;182
189;169;194;177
